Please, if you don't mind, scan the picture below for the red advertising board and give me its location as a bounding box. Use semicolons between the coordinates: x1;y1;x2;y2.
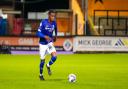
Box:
0;37;73;51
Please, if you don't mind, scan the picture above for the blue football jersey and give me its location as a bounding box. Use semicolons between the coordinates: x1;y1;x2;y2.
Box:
37;19;57;45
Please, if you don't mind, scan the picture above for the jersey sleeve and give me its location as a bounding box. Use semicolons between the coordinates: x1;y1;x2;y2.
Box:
36;20;46;38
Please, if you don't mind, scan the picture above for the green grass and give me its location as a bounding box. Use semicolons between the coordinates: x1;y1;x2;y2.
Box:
0;54;128;89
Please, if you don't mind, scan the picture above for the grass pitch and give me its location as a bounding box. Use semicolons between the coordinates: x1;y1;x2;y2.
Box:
0;54;128;89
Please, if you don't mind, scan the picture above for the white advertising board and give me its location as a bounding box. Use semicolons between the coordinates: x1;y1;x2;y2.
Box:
73;37;128;52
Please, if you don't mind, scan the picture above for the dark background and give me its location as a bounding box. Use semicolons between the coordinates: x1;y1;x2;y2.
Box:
0;0;69;18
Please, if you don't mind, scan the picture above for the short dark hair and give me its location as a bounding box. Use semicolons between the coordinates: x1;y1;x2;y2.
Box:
48;10;56;15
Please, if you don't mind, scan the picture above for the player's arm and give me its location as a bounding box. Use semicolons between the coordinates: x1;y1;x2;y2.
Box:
37;31;51;42
36;22;51;41
53;22;58;42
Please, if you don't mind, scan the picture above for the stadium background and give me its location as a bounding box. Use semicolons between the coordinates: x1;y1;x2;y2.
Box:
0;0;128;89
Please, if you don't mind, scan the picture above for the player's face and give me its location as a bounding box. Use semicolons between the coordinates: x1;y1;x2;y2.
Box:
49;13;56;22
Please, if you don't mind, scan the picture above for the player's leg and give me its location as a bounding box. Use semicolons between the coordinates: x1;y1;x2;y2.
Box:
48;52;57;66
39;60;45;80
46;43;57;75
39;44;47;80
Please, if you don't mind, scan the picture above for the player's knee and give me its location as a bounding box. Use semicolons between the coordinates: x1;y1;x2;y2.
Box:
51;52;57;56
40;55;46;60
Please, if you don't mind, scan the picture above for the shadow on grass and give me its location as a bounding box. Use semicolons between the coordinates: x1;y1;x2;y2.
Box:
45;78;66;82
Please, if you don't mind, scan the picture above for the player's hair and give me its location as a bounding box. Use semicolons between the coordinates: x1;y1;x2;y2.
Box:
48;10;56;15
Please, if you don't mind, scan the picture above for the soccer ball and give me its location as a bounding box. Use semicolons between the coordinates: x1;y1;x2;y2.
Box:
68;74;76;82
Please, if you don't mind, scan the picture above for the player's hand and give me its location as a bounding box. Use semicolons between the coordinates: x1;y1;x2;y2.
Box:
44;36;51;42
53;37;57;42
